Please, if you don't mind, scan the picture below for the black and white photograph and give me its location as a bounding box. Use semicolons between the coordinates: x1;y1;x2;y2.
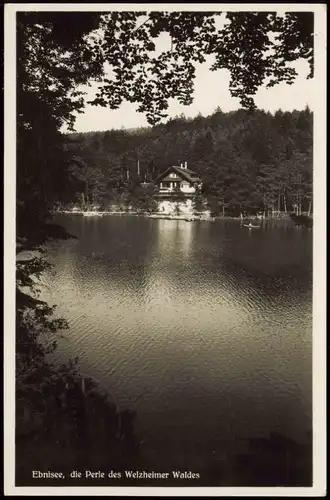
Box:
4;3;326;496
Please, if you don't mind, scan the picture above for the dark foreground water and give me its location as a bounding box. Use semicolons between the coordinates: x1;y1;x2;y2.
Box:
39;215;313;481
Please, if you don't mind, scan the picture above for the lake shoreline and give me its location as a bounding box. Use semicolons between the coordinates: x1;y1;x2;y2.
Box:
53;210;311;222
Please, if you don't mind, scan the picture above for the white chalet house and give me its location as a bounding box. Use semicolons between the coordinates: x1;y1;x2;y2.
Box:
155;162;202;197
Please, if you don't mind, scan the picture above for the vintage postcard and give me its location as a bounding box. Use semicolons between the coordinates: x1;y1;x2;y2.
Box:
4;2;326;496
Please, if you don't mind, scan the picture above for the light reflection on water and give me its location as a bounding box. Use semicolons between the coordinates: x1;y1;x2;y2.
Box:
40;216;312;468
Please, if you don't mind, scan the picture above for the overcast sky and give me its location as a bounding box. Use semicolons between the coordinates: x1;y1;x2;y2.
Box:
70;56;314;134
64;12;316;134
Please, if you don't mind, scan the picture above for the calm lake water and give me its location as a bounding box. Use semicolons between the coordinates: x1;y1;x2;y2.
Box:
40;215;313;472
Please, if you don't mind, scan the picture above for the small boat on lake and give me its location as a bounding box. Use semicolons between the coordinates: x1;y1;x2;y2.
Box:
243;223;261;229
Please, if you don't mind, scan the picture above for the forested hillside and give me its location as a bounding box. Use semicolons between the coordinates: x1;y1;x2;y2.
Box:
65;107;313;217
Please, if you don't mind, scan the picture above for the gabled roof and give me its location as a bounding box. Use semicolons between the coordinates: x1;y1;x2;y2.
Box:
155;165;201;184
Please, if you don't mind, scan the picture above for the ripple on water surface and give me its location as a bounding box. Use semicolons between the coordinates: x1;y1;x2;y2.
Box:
41;216;312;464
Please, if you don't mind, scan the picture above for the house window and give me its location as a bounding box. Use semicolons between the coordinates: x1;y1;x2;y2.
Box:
169;172;176;178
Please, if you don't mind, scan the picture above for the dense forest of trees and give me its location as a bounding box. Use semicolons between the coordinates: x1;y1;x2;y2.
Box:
65;106;313;217
15;9;315;483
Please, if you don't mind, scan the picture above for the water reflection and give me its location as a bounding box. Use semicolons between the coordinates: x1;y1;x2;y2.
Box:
40;216;312;472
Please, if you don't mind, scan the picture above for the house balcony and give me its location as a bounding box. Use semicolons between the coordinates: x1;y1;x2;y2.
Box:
156;187;196;199
159;187;176;194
